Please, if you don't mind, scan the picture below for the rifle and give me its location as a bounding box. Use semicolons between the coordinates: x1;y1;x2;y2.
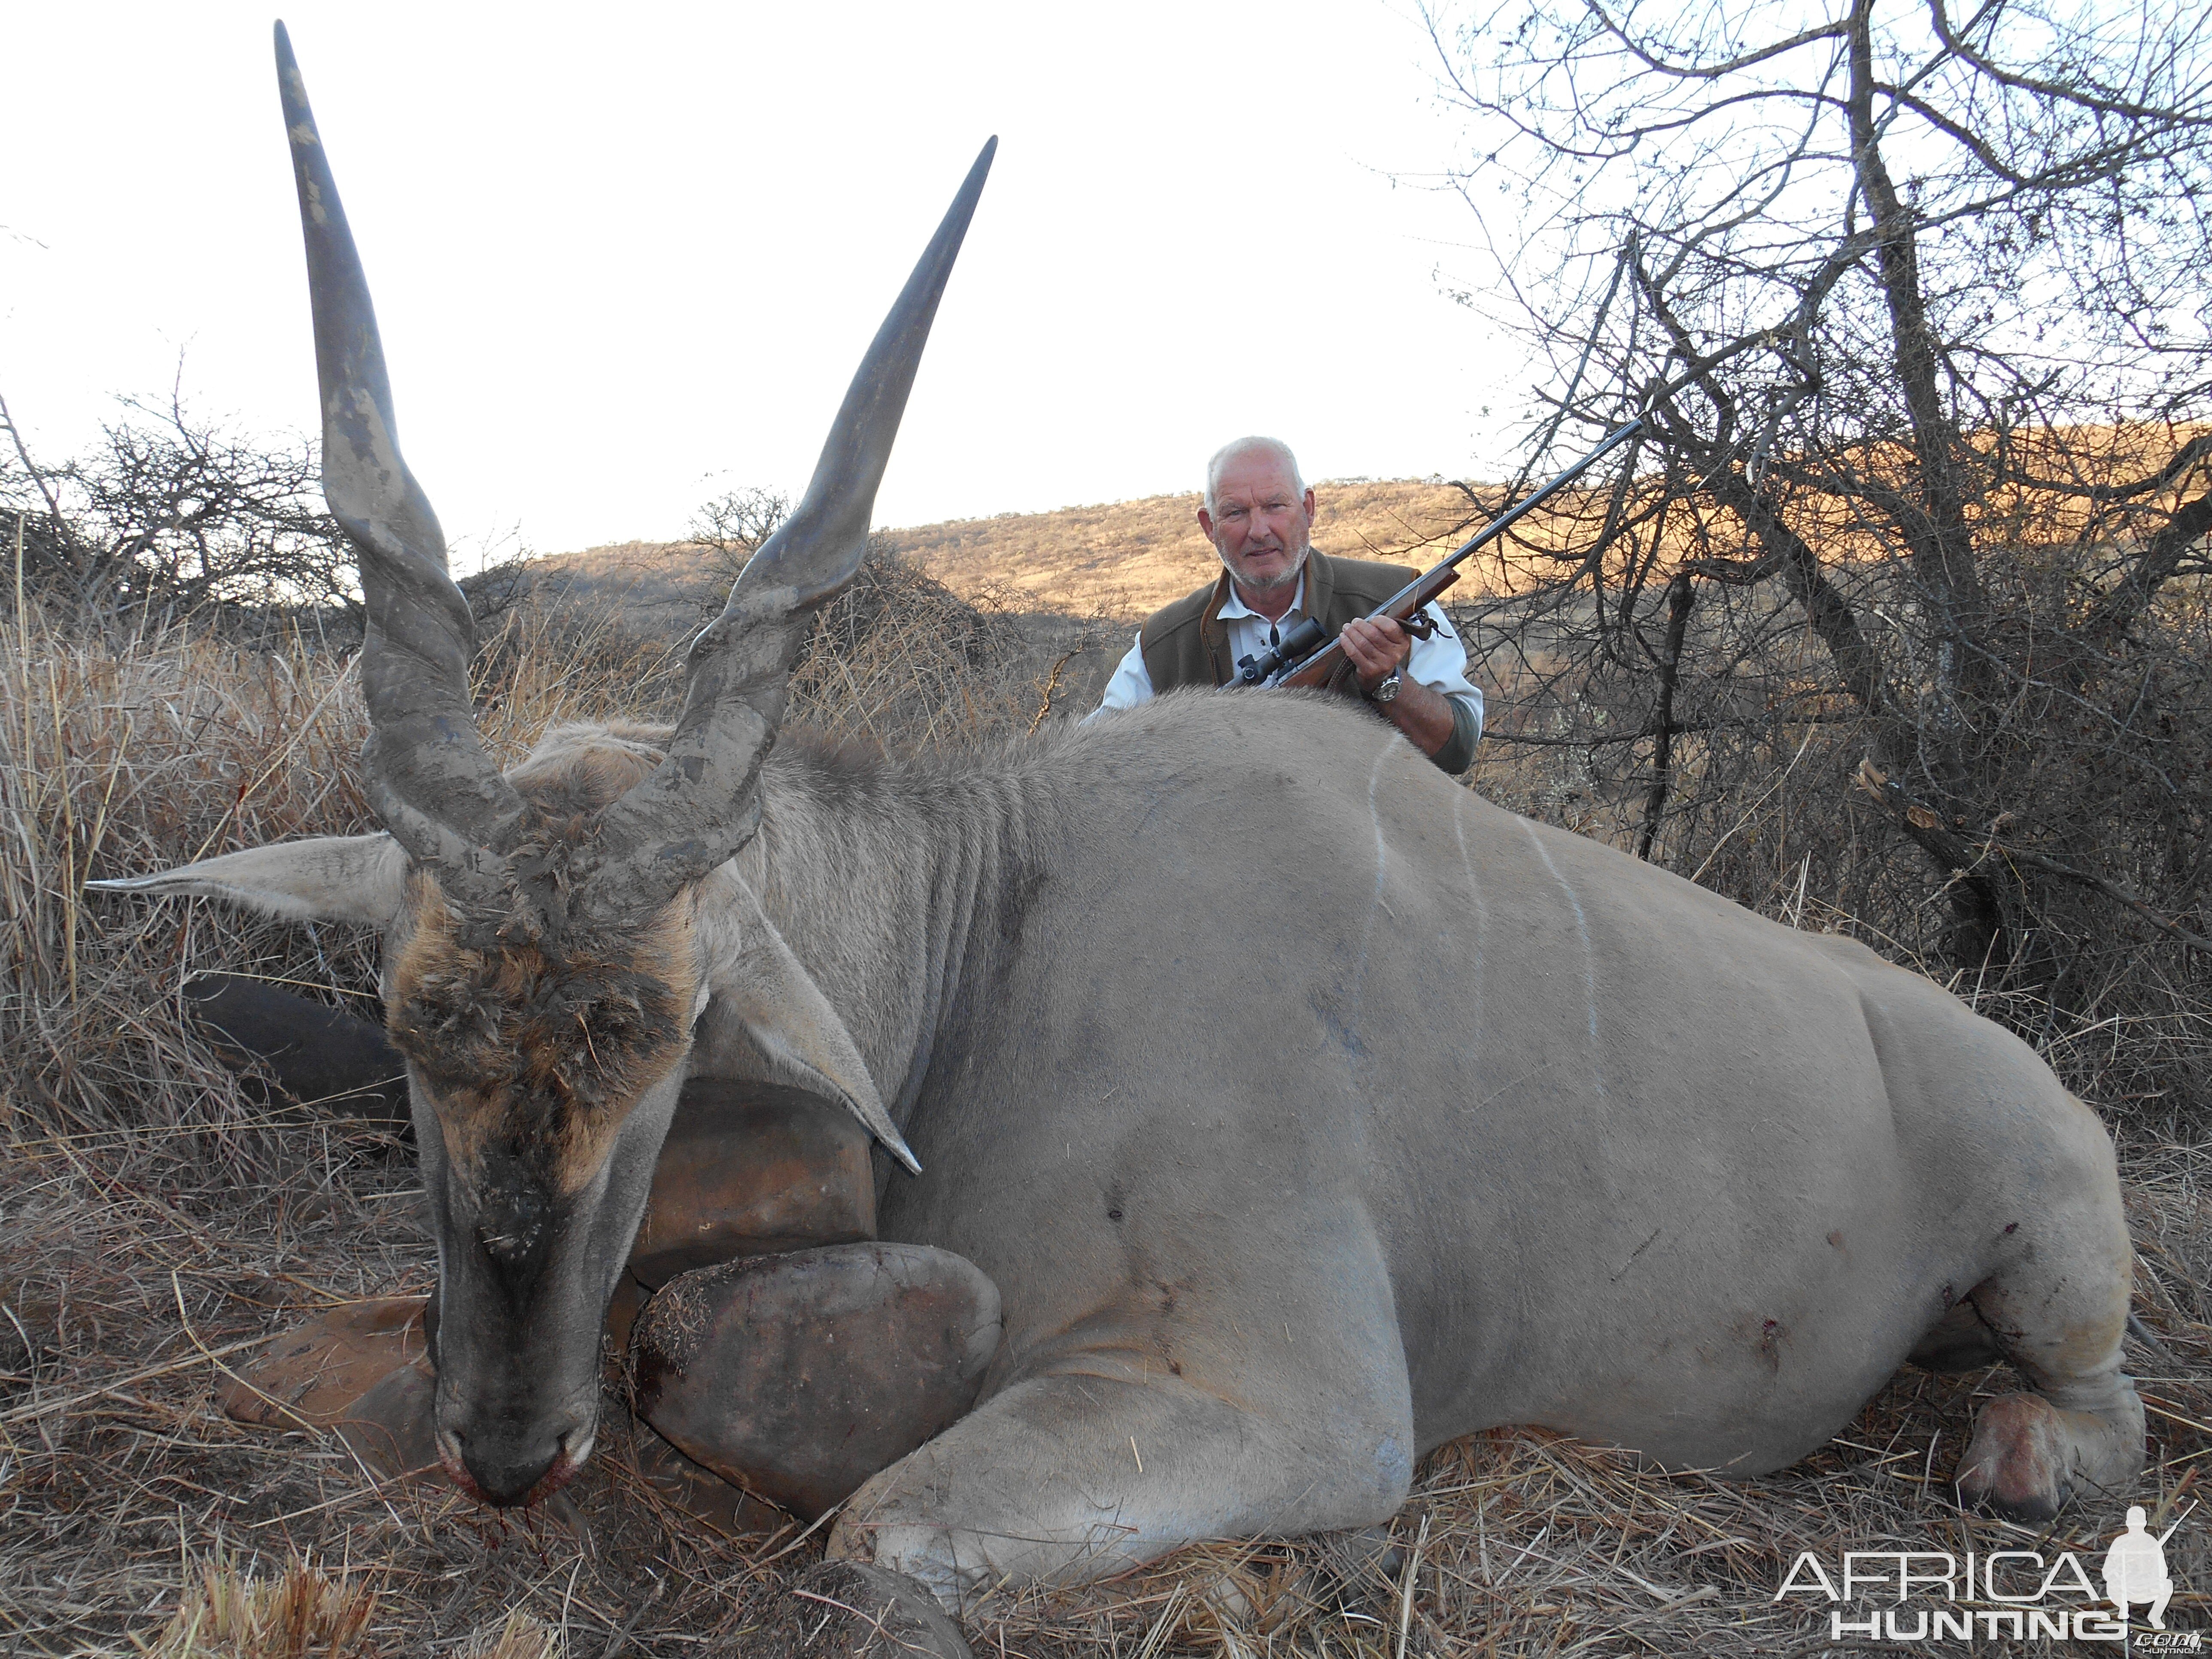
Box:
1224;412;1650;690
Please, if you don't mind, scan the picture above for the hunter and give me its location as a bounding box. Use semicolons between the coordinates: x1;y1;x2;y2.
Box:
1091;435;1483;771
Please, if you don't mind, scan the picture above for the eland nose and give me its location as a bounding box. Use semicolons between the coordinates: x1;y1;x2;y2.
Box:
439;1416;592;1508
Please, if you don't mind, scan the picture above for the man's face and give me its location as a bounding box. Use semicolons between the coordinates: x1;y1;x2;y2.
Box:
1198;452;1315;597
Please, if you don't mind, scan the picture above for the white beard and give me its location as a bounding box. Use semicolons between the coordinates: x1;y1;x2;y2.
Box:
1222;543;1308;598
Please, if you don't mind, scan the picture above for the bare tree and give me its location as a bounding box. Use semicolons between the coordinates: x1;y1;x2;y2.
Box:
1424;0;2212;1100
690;484;791;587
1;389;355;629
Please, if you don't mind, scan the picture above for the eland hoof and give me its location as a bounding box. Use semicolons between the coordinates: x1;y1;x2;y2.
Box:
1955;1386;2143;1522
788;1561;973;1659
633;1242;1001;1519
1957;1392;2072;1520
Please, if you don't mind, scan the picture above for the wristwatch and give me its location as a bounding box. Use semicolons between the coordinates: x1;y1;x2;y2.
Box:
1370;667;1402;705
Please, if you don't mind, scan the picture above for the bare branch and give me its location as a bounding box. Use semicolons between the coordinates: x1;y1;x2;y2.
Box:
1585;3;1849;81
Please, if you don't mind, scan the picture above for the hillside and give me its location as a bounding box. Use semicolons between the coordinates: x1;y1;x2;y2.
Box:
880;477;1484;617
535;477;1487;624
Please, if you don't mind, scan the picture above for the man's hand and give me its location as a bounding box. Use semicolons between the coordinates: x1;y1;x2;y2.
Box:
1337;616;1412;693
1334;613;1458;760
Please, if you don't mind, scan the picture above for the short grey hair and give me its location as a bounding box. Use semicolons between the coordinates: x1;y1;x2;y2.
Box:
1204;436;1305;513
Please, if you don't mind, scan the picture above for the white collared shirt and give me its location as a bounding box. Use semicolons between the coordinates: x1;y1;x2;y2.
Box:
1089;570;1484;740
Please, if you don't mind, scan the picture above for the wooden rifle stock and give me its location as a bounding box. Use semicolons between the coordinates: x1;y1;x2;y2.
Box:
1234;412;1650;692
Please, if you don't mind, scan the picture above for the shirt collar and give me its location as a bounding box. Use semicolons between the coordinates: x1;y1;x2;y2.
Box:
1217;567;1307;625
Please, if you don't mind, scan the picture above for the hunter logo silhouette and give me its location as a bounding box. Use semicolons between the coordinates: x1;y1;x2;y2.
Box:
2105;1502;2193;1629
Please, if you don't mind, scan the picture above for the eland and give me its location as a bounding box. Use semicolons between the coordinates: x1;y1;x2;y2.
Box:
93;24;2146;1651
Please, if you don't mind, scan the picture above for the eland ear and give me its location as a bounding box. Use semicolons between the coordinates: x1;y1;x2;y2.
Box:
85;835;408;927
704;883;921;1174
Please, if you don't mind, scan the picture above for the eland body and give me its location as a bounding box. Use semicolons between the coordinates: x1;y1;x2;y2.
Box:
94;25;2144;1626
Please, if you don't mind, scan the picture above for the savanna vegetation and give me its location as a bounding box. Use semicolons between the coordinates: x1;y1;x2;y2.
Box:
6;0;2212;1651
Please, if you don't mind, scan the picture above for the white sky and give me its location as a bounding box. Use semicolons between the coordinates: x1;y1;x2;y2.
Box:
2;3;1519;568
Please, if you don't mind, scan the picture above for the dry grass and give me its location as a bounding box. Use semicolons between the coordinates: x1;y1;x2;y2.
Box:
144;1556;379;1658
7;567;2212;1656
470;540;1118;748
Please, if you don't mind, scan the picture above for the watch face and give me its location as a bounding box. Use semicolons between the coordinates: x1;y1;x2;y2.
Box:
1373;670;1401;704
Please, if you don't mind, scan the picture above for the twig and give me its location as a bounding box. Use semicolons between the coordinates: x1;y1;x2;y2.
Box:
1395;1513;1431;1659
833;654;890;751
755;1495;848;1566
1028;643;1087;735
0;392;71;555
2130;1310;2180;1366
1856;765;2212;954
790;1587;941;1658
179;653;359;866
0;1332;277;1428
1688;725;1819;884
594;1578;665;1659
1998;846;2212;956
1132;1583;1188;1659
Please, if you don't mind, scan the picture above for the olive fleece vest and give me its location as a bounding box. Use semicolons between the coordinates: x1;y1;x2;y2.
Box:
1137;551;1480;774
1139;552;1412;696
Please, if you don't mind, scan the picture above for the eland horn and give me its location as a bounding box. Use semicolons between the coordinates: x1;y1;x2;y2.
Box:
276;23;531;918
581;139;997;925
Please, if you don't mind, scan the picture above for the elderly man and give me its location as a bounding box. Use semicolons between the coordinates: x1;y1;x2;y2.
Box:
1092;436;1483;772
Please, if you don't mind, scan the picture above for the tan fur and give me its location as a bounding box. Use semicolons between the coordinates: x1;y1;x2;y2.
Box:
504;723;674;816
384;727;698;1195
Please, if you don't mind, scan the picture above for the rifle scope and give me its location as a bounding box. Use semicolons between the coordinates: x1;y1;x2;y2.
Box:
1231;617;1326;687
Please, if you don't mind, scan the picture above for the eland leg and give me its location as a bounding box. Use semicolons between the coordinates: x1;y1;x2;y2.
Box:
826;1367;1415;1613
1954;1115;2143;1520
1908;1298;2004;1373
183;973;410;1129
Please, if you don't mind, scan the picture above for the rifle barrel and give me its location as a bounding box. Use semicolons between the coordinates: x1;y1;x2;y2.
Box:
1260;411;1649;689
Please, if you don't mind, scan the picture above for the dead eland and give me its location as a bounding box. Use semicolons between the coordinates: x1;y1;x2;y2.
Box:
91;23;2145;1653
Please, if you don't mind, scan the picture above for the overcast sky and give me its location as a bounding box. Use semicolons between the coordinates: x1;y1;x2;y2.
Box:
3;3;1519;567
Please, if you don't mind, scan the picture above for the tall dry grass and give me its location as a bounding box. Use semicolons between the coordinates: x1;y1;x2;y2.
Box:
4;560;2212;1655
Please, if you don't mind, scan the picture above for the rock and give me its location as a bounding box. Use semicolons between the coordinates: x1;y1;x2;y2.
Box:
220;1296;429;1427
779;1560;974;1659
629;1082;877;1287
633;1243;1001;1519
337;1358;441;1481
182;973;410;1130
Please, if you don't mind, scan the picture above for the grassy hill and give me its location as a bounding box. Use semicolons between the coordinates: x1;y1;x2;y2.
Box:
537;477;1486;625
878;477;1485;617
